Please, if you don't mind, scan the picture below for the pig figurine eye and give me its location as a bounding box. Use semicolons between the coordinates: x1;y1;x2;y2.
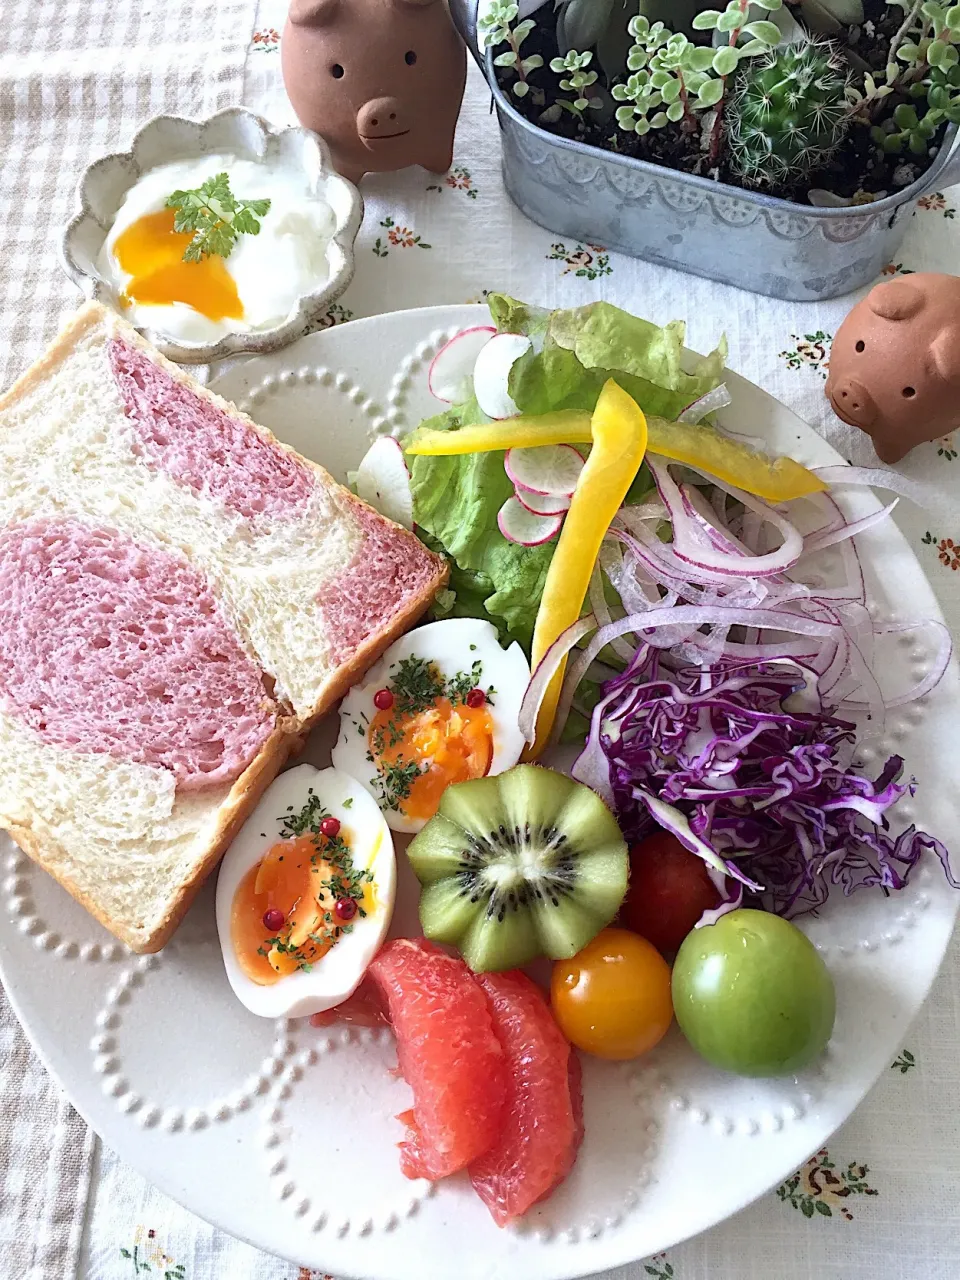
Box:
331;63;345;78
855;340;865;352
405;49;417;64
902;386;917;398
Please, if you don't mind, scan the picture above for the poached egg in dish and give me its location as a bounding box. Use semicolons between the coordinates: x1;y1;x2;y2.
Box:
215;764;395;1019
97;154;336;345
332;618;531;833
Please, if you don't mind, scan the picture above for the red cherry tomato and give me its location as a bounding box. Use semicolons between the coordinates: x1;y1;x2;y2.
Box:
620;830;721;955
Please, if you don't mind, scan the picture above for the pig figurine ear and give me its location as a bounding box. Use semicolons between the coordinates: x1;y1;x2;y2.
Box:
931;327;960;383
288;0;340;25
867;278;924;322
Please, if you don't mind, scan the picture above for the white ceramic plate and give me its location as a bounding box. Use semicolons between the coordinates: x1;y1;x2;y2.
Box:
1;306;957;1280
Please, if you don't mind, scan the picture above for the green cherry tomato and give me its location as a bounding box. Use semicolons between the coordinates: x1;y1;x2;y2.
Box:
671;909;835;1077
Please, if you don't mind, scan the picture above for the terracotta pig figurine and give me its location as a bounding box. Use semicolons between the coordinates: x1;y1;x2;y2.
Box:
282;0;466;185
825;272;960;464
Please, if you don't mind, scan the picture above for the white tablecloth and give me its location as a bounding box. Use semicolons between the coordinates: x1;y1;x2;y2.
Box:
2;0;959;1276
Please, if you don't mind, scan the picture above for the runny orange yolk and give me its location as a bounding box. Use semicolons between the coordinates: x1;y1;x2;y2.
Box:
230;834;377;986
370;698;494;822
113;208;244;322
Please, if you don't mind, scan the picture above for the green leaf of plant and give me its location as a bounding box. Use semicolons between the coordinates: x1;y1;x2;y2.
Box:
692;9;722;28
712;45;740;75
897;39;922;61
522;53;544;71
742;19;781;43
513;79;529;96
661;78;681;101
908;130;930;153
929;37;949;65
666;98;685;120
894;102;920;127
495;49;518;65
698;77;725;106
738;38;771;56
717;8;743;29
687;46;717;71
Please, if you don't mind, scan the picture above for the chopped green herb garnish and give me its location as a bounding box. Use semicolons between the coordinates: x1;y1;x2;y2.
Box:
165;172;270;263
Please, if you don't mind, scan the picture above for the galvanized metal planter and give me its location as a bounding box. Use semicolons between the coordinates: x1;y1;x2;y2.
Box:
450;0;960;301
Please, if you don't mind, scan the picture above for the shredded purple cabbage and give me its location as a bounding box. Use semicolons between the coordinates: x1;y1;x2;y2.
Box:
594;648;957;917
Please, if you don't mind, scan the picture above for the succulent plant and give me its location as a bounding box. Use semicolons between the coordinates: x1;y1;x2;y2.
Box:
726;39;852;184
550;48;601;112
479;0;545;99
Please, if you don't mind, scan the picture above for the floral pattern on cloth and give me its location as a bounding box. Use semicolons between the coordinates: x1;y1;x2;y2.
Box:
922;531;960;569
121;1228;186;1278
427;165;479;199
547;241;612;279
373;216;432;257
249;26;280;53
779;331;832;377
776;1150;879;1221
916;192;956;218
891;1048;917;1073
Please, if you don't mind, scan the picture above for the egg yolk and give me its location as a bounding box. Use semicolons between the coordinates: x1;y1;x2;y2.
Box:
369;697;494;822
231;833;377;986
113;208;243;322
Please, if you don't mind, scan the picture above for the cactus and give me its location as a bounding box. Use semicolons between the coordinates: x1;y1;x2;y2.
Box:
726;39;851;185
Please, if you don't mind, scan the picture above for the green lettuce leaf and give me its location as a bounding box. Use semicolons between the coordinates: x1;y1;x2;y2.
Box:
409;404;554;649
409;295;725;655
495;294;727;423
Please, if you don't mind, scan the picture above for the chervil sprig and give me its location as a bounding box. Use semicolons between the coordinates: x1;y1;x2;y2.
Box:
165;172;271;263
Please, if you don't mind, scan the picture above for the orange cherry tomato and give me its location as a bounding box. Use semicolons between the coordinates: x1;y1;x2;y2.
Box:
550;927;673;1061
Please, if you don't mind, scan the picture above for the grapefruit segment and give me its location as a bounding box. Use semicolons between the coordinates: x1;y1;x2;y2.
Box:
368;938;505;1180
469;970;584;1225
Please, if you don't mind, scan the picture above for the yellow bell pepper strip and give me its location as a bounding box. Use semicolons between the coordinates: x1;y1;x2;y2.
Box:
523;380;648;760
404;411;825;503
404;410;592;456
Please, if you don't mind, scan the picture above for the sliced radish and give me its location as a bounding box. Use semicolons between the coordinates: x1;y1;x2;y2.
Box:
473;333;532;419
355;436;414;530
497;496;564;546
428;326;496;403
514;487;571;516
505;444;585;496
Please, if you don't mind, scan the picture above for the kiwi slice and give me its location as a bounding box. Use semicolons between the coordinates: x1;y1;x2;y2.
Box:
407;764;628;973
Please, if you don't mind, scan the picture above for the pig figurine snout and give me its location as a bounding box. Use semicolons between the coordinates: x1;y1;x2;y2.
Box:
357;96;408;143
827;377;877;428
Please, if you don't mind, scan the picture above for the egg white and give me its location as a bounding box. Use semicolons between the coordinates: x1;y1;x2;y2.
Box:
331;618;531;834
97;153;337;344
215;763;395;1019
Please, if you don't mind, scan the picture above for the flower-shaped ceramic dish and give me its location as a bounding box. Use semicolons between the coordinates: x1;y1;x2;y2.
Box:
60;108;363;364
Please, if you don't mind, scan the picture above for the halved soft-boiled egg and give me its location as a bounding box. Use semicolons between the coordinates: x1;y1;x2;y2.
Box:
97;153;336;345
332;618;531;833
215;764;395;1018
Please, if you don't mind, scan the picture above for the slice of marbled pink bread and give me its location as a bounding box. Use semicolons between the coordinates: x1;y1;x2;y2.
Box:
0;303;446;950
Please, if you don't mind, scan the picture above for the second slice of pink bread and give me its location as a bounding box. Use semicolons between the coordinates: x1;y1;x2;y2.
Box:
0;303;447;950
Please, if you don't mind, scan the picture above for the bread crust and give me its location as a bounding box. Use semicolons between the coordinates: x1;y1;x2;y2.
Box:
0;302;447;952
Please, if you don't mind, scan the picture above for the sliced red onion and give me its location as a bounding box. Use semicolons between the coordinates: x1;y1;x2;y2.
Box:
813;465;931;509
800;499;898;557
588;564;637;665
647;458;804;578
518;614;597;745
678;383;732;424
